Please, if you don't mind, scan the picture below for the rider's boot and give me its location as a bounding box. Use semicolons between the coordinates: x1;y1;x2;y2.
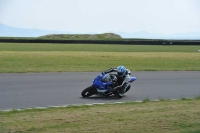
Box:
119;86;125;97
119;83;130;97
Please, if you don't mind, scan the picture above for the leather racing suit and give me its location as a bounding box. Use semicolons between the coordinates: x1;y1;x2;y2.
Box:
103;68;131;96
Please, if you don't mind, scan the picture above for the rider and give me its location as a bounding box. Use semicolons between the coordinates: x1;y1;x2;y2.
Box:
103;65;131;97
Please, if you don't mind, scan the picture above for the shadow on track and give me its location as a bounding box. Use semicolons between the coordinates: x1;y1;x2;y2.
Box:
80;95;125;100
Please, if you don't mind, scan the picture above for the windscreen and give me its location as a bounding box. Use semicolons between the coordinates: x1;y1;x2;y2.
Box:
101;74;112;82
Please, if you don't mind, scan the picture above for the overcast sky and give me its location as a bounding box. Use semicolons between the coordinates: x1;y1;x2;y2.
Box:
0;0;200;34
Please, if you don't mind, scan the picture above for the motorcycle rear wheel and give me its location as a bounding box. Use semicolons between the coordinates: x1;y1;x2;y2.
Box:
81;85;97;97
114;85;131;98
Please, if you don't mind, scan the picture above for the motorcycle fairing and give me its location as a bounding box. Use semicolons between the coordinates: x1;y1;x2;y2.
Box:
93;74;113;92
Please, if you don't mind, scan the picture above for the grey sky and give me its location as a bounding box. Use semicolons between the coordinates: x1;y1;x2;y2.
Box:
0;0;200;34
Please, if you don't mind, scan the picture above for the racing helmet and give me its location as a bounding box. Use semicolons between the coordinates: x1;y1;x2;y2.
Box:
117;66;126;77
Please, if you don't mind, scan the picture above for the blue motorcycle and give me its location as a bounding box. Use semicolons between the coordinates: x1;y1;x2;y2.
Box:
81;73;136;98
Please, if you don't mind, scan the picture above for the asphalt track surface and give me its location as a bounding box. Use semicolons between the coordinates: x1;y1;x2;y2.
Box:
0;72;200;110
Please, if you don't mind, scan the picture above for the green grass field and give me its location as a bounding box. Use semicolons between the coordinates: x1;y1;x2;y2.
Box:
0;43;200;73
1;98;200;133
1;43;200;52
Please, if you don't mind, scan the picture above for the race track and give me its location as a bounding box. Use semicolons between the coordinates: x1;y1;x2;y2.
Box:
0;72;200;110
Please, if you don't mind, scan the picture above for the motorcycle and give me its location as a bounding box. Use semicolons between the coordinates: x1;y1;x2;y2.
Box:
81;73;136;98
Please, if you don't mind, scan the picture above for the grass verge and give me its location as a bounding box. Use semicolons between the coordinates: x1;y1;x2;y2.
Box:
0;43;200;73
0;98;200;133
0;51;200;73
1;43;200;52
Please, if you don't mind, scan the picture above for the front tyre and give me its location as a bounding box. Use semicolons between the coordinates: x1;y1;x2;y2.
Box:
81;85;97;97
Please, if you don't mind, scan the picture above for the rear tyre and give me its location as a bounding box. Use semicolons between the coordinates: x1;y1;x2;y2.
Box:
81;85;97;97
117;91;123;98
113;90;122;98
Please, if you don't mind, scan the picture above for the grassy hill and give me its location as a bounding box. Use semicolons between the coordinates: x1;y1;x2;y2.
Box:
38;33;122;40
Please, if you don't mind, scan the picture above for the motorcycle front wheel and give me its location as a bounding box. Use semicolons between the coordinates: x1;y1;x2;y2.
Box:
81;85;97;97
